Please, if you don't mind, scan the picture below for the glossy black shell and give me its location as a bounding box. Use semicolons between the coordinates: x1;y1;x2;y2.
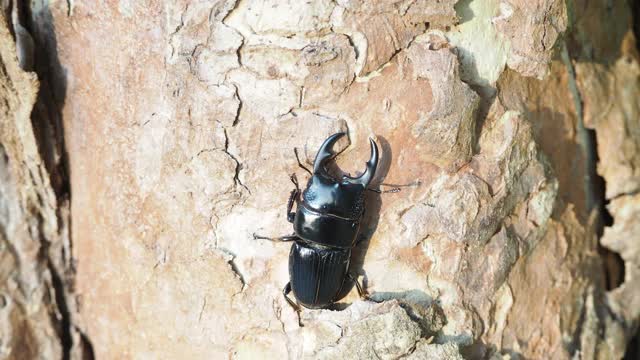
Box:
288;133;377;309
288;242;351;308
293;173;366;248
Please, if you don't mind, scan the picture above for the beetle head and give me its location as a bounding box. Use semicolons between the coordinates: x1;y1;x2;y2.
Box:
313;132;379;188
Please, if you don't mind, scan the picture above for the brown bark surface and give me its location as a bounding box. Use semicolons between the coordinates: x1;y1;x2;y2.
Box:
0;0;639;359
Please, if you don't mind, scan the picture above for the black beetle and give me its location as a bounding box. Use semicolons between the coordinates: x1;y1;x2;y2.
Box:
255;133;397;325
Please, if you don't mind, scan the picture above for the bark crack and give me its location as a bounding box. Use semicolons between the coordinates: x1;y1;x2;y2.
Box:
19;1;94;357
218;248;246;290
46;256;73;360
198;296;207;322
560;43;596;213
562;40;625;295
222;128;250;194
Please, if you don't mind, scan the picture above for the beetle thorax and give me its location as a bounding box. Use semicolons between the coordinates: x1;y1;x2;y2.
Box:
302;173;365;220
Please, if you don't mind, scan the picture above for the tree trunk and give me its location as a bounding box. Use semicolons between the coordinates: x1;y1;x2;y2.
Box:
1;0;639;359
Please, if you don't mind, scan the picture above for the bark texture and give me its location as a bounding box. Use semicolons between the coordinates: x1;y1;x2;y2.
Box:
0;16;61;359
0;8;79;359
0;0;639;359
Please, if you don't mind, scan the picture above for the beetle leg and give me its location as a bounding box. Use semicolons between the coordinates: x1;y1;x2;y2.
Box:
287;188;299;223
294;147;313;176
347;273;370;300
283;282;303;327
287;174;302;222
253;233;298;242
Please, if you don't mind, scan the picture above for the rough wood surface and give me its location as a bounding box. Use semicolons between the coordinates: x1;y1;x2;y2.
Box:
0;0;638;359
0;12;63;359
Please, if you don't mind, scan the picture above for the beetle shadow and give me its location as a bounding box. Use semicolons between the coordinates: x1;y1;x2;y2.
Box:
329;135;396;307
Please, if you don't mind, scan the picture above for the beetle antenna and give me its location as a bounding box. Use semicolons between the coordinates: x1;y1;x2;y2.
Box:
293;148;313;176
289;173;300;191
367;180;420;193
379;180;422;188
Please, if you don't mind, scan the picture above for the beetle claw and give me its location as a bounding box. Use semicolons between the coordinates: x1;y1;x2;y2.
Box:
312;132;346;173
313;133;379;188
350;138;378;187
339;138;379;187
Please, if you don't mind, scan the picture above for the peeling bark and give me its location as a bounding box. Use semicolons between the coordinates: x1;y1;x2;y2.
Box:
0;7;73;359
1;0;639;359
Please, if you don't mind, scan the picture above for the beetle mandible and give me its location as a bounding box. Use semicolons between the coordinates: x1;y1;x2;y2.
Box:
255;133;397;326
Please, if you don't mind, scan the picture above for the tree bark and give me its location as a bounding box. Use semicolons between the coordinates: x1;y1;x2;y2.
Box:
0;0;639;359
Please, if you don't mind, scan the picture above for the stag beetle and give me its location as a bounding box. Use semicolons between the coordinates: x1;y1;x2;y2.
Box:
255;133;397;325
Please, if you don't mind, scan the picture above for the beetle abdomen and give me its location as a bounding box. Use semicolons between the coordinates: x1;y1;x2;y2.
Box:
293;203;360;248
289;241;350;309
